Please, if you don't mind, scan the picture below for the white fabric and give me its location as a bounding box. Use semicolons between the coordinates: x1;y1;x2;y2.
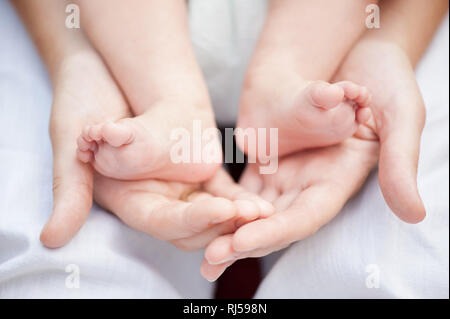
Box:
0;0;448;298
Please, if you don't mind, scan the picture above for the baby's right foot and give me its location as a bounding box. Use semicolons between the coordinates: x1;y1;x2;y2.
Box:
237;74;373;158
76;101;223;183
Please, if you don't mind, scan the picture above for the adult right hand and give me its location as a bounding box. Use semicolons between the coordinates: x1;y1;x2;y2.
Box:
40;50;131;247
41;51;273;250
94;169;274;251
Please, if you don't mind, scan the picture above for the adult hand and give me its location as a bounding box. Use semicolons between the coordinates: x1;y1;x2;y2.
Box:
201;39;429;281
334;39;427;223
40;52;273;249
201;136;379;281
94;169;274;251
40;51;130;248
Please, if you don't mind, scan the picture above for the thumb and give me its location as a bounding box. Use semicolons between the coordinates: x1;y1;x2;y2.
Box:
40;142;93;248
377;94;426;224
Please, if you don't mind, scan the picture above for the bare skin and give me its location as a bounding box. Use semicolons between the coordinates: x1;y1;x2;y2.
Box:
237;79;373;156
74;0;222;183
337;0;449;221
13;0;447;282
236;0;377;158
201;137;379;281
46;51;272;248
94;169;275;251
13;0;274;248
200;0;448;281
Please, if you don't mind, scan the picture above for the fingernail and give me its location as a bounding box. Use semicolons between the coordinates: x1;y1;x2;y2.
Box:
208;255;235;265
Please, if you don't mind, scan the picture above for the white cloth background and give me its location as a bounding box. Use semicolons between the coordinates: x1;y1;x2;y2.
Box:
0;0;448;298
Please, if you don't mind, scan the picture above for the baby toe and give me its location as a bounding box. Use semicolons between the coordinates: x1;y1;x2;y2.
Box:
82;125;93;142
101;121;135;147
76;149;93;163
77;135;91;152
356;107;372;124
309;81;345;109
89;141;98;152
88;124;103;141
355;86;372;108
335;81;360;100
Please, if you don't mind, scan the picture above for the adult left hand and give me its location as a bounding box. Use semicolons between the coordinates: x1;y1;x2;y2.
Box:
200;134;379;281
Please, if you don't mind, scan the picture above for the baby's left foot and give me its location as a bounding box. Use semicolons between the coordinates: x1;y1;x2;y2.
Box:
237;74;373;158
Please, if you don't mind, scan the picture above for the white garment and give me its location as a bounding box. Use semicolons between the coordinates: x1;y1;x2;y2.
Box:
0;0;448;298
189;0;268;124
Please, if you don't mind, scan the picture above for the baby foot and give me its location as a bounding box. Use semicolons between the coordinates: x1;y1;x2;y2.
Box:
76;108;222;182
237;78;373;158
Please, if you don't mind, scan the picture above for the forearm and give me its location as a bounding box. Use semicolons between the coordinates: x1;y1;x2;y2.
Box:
76;0;208;114
248;0;376;80
12;0;93;85
364;0;448;67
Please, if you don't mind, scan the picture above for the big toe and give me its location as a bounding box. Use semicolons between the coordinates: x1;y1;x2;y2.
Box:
335;81;372;108
101;120;135;147
308;81;345;109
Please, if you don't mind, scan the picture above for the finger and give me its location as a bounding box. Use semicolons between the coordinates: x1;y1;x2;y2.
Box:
206;241;287;266
377;88;426;223
188;190;259;227
40;143;94;248
185;194;238;229
204;169;274;217
121;196;236;240
204;233;283;265
238;244;289;259
205;234;288;265
232;183;348;252
200;258;235;282
184;191;214;203
202;235;287;281
94;178;237;240
170;220;237;251
204;234;237;265
233;200;261;226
